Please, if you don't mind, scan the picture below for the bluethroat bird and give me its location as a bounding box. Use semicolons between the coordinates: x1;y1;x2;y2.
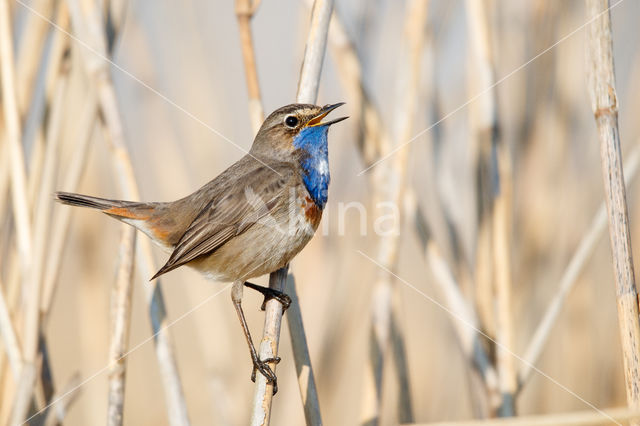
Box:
56;103;347;394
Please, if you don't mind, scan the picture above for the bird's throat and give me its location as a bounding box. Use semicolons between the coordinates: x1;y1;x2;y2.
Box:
293;126;330;209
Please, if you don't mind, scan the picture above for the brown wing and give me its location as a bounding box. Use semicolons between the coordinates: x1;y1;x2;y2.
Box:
150;161;297;280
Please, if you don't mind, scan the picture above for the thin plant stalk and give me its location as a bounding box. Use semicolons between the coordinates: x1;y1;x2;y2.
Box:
405;191;501;412
0;279;22;380
1;0;69;330
0;6;70;350
16;0;55;114
235;0;264;135
295;0;334;105
234;1;323;422
250;0;334;423
65;1;191;424
9;29;71;426
585;0;640;412
40;89;98;317
465;0;516;415
43;373;82;426
106;227;137;426
285;275;322;426
327;11;496;414
518;143;640;388
8;8;73;416
21;3;70;219
1;3;70;354
326;11;383;166
360;1;427;424
250;267;289;426
0;0;32;277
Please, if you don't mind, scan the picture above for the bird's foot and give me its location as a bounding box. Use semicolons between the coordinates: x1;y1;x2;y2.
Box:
244;282;292;311
251;356;281;395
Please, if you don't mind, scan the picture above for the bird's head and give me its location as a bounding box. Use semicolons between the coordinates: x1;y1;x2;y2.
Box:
250;103;347;159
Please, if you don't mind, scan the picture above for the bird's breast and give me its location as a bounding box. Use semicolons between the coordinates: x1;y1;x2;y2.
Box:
301;194;322;230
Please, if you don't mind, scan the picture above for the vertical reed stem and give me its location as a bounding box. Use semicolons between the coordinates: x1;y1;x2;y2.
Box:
585;0;640;414
235;0;324;421
65;1;191;423
465;0;516;415
0;0;32;272
360;1;427;423
0;279;21;380
285;275;322;426
107;227;136;426
250;0;334;424
250;266;288;426
235;0;264;135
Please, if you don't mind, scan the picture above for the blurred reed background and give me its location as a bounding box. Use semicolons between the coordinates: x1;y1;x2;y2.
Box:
2;0;640;425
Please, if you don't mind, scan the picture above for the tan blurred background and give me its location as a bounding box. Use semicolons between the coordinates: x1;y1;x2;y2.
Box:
3;0;640;425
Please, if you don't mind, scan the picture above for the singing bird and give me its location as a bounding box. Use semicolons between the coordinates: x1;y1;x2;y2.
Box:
56;103;347;393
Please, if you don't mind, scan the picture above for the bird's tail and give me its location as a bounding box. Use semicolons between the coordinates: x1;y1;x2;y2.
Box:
55;192;176;255
55;192;124;210
54;191;149;220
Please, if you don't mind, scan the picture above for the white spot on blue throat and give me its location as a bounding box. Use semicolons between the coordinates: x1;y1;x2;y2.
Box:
293;125;330;209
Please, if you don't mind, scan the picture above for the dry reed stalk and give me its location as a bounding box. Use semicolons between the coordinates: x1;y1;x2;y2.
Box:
106;227;137;426
10;41;71;426
465;0;516;415
0;19;71;401
492;148;515;416
326;13;383;166
250;0;334;423
1;1;69;328
519;143;640;388
41;6;71;107
585;0;640;412
0;136;11;316
24;53;69;359
329;7;476;419
405;191;501;414
15;0;55;113
40;89;98;317
360;1;427;424
0;137;10;223
3;6;69;423
29;4;86;321
295;0;334;105
1;4;70;348
235;0;264;135
250;267;288;426
65;1;191;424
389;292;413;424
465;2;495;341
0;279;22;380
285;275;322;426
0;0;32;277
43;373;81;426
6;9;73;416
23;0;70;218
414;406;640;426
233;3;323;423
26;131;45;209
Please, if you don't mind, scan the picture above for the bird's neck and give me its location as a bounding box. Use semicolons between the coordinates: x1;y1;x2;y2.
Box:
293;126;330;209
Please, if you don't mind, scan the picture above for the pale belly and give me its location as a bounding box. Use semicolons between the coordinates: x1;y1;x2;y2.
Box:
188;196;322;282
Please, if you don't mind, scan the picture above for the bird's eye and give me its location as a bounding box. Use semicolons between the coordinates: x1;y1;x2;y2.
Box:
284;115;299;128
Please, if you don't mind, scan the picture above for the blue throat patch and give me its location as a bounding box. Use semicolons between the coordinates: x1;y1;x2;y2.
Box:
293;125;330;209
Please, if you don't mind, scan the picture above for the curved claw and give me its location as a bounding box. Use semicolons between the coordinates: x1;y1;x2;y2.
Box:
244;282;292;311
251;357;281;395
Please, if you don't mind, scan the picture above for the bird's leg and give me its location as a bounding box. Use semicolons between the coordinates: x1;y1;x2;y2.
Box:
244;281;292;311
231;280;280;394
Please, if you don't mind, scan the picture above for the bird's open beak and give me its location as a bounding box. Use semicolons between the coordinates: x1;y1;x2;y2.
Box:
306;103;348;127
